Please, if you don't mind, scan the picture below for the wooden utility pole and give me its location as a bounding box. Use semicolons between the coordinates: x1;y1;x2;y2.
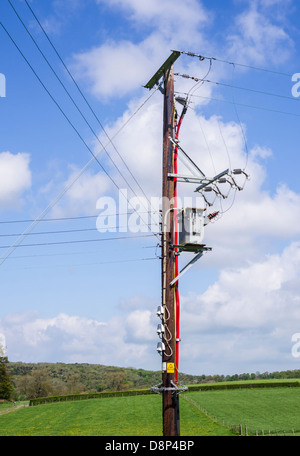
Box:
144;51;181;437
144;49;241;438
161;65;178;437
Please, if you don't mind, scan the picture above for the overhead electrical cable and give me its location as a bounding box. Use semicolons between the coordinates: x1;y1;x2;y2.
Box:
217;118;232;172
0;210;158;225
22;0;158;229
0;19;160;262
185;58;213;103
7;0;158;232
2;257;159;271
4;245;158;260
0;21;160;265
176;72;300;104
0;224;159;237
176;50;294;77
175;92;300;119
197;78;299;104
188;105;217;176
0;12;161;265
175;69;249;213
0;22;118;188
231;63;249;171
0;233;155;250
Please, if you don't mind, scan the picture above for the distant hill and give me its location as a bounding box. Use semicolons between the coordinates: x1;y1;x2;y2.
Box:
7;362;200;400
7;361;300;401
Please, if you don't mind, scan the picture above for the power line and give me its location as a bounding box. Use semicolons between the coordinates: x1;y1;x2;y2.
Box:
21;0;158;228
0;227;99;237
0;22;117;189
0;220;159;237
230;64;249;171
0;233;155;249
176;49;293;77
0;81;159;265
175;71;298;172
0;21;160;264
25;0;154;208
176;72;300;104
4;245;158;260
0;18;152;228
8;0;153;218
0;210;156;225
2;257;158;271
176;92;300;118
6;1;143;207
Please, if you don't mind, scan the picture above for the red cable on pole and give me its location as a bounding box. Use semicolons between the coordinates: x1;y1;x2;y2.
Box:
174;107;185;384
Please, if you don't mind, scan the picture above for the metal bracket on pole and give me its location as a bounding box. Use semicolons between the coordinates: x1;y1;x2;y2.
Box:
168;136;229;191
151;381;188;396
168;173;207;184
169;136;205;178
170;248;211;287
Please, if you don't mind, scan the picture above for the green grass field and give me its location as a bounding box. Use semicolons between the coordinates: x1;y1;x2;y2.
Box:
184;387;300;435
0;395;232;436
1;385;300;436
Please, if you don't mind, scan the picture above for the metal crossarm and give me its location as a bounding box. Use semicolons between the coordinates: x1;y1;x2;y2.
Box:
195;169;229;192
144;51;181;90
168;173;208;184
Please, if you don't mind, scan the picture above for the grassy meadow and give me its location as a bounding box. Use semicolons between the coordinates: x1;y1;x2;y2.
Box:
185;387;300;435
0;394;232;436
1;383;300;436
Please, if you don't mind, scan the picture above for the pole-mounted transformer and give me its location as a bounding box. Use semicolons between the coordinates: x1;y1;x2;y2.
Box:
144;50;248;437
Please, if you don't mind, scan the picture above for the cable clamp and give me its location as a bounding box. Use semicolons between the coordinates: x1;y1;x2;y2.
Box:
151;381;188;396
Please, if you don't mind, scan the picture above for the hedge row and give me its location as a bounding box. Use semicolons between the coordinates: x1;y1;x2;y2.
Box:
186;380;300;392
29;380;300;406
29;388;154;406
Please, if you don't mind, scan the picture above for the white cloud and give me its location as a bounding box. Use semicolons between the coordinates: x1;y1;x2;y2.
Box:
2;244;300;374
227;1;294;65
96;0;210;38
96;95;163;197
0;310;157;368
0;333;6;356
37;0;87;36
3;0;298;378
71;0;295;100
125;309;154;342
47;165;112;218
84;90;300;267
0;152;31;210
72;0;211;99
177;242;300;374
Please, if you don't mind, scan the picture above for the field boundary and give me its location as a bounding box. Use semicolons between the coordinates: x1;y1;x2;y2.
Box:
186;380;300;392
29;388;154;406
29;379;300;406
0;403;28;416
182;395;300;436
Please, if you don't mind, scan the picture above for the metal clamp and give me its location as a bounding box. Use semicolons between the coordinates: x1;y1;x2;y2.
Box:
151;381;188;396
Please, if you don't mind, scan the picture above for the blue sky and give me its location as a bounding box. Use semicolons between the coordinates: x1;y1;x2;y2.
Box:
1;0;300;377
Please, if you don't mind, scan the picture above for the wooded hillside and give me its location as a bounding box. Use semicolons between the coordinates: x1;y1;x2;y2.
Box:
7;362;198;400
7;362;300;401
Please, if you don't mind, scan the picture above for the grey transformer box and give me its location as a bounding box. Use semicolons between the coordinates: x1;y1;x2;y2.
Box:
177;207;205;248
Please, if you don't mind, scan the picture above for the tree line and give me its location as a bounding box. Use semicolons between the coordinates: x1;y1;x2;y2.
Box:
2;359;300;401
